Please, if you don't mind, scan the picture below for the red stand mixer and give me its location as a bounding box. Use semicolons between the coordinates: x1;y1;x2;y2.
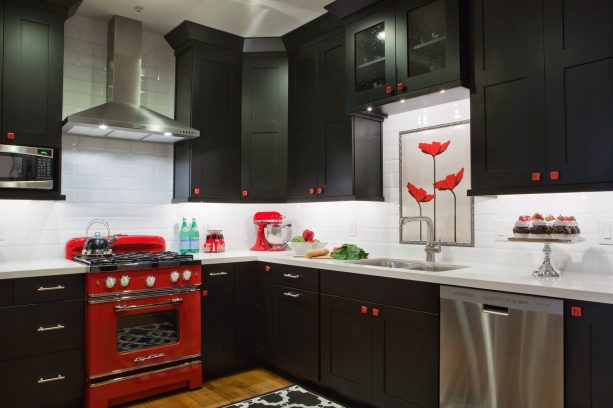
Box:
251;211;292;251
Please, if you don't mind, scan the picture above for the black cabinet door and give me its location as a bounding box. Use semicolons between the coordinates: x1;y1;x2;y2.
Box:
372;303;439;408
469;0;548;191
256;262;275;362
320;294;372;405
272;286;319;382
287;46;320;199
241;56;288;200
544;0;613;186
174;47;242;201
346;5;396;110
395;0;461;94
2;1;63;148
318;33;354;198
202;283;235;376
565;300;613;408
235;262;257;368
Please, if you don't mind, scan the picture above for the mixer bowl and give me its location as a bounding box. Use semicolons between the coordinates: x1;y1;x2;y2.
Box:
264;224;292;246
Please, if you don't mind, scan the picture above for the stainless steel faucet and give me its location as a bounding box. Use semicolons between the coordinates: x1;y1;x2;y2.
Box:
401;216;442;262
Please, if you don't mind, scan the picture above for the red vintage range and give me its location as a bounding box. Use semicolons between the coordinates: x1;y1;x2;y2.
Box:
66;236;202;408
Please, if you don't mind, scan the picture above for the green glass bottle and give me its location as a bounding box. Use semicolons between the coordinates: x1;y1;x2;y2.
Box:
189;218;200;254
179;217;190;255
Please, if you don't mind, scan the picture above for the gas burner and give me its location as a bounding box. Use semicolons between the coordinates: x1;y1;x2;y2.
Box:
73;251;199;272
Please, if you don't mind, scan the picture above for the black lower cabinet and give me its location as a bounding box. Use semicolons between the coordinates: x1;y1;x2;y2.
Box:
320;294;373;405
256;262;275;362
272;285;319;382
202;282;235;376
235;262;258;367
565;300;613;407
372;303;439;408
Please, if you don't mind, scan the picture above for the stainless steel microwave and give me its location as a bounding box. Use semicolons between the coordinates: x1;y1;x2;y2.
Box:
0;144;54;190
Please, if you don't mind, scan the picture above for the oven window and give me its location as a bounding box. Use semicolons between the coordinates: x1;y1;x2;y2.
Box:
0;155;23;180
117;310;179;353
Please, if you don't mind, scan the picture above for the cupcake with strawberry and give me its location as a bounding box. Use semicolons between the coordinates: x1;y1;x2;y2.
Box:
567;216;580;236
513;215;532;238
551;215;570;239
531;213;550;238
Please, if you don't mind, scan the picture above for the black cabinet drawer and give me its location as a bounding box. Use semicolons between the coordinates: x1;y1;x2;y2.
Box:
321;270;439;314
0;300;84;361
271;264;318;291
13;274;84;305
202;264;235;286
0;349;84;408
0;279;11;306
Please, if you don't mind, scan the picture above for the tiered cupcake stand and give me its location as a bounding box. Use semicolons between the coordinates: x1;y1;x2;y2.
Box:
508;236;585;279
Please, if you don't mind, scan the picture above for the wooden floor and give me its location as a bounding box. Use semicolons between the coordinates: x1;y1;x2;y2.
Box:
125;368;292;408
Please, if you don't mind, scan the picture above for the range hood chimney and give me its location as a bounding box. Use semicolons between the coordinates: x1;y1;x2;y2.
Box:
62;16;199;143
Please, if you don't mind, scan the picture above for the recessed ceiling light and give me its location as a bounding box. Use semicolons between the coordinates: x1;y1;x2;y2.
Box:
98;124;108;129
163;132;172;136
439;89;446;94
400;99;405;103
366;106;373;112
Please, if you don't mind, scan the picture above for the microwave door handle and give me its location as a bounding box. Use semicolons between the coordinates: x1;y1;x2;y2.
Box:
114;298;183;312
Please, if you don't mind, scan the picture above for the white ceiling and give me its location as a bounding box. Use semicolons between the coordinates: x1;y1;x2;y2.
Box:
76;0;335;36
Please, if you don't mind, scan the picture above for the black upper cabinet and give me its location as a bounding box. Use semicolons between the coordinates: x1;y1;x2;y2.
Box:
168;23;243;202
469;0;613;195
2;1;63;149
286;25;383;201
241;54;289;201
346;5;397;109
345;0;465;111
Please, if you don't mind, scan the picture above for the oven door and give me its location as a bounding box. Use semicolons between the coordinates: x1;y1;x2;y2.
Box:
0;144;53;189
87;288;201;378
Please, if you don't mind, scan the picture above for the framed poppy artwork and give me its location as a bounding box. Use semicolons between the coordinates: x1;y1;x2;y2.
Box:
399;120;474;246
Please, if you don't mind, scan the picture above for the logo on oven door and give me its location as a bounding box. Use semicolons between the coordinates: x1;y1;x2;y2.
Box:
134;352;166;363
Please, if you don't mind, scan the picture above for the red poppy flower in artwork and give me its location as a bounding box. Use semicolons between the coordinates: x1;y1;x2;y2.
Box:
434;168;464;191
407;182;435;203
418;140;451;157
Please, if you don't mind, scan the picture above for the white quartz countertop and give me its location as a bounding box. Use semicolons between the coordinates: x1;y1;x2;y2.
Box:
0;258;87;279
2;251;613;304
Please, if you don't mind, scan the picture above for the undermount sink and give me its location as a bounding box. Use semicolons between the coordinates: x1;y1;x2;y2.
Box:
346;258;466;272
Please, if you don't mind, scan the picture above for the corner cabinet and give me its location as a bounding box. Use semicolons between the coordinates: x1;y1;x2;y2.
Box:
345;0;465;111
469;0;613;195
287;26;383;201
241;54;289;201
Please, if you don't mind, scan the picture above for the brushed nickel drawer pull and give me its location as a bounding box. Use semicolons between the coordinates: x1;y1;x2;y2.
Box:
38;374;65;384
37;285;65;292
37;324;65;332
209;272;228;277
283;273;302;279
114;298;183;312
283;291;302;299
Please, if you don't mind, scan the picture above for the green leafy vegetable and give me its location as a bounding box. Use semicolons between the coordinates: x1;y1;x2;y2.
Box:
291;236;306;242
331;243;368;260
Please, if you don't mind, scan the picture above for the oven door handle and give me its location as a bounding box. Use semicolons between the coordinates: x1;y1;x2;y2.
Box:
114;297;183;312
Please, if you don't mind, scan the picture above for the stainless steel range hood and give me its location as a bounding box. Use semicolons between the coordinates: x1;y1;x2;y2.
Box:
62;16;199;143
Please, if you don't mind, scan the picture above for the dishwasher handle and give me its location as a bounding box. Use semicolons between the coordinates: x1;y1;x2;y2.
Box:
482;304;509;316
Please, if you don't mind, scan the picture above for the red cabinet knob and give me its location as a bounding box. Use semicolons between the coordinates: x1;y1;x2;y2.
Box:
361;306;368;314
397;83;405;91
531;172;541;182
265;265;271;272
242;190;249;197
316;187;323;195
308;187;315;195
550;171;560;180
6;132;15;140
202;290;208;297
385;85;393;94
193;187;200;195
570;306;582;317
372;308;380;317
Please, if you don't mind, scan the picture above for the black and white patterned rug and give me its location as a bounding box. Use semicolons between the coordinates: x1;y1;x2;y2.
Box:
223;385;345;408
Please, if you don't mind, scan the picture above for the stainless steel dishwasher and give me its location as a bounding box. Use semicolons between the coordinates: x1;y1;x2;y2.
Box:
440;286;563;408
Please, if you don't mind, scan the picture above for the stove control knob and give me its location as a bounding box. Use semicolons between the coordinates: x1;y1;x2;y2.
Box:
119;275;130;287
145;275;156;288
105;276;116;289
170;271;180;283
182;270;192;281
